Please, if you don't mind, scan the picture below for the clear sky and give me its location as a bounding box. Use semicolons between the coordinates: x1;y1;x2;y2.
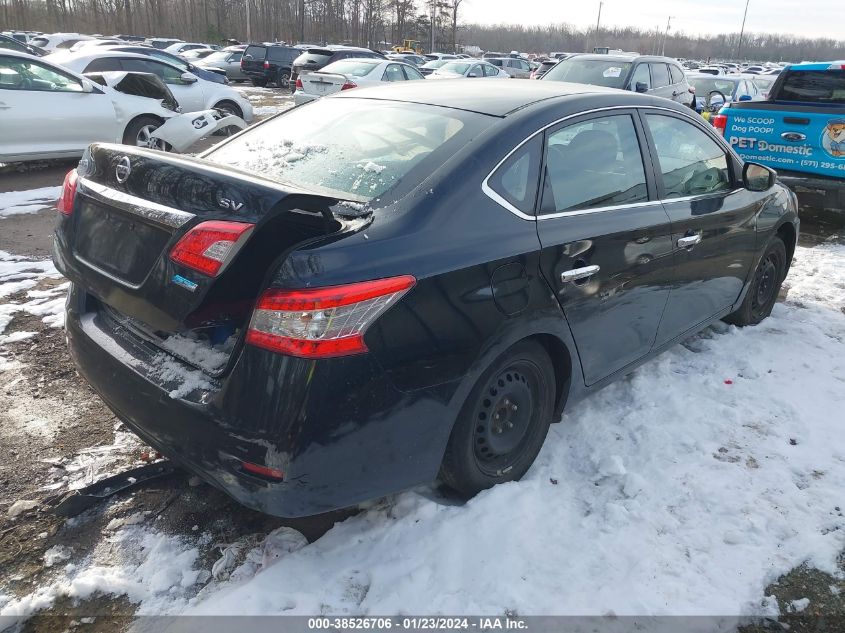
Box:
459;0;843;40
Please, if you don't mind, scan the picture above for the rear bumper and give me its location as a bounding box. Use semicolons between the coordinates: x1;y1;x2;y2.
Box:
64;285;456;517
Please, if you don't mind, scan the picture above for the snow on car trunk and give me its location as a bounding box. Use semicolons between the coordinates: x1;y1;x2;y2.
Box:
2;243;844;622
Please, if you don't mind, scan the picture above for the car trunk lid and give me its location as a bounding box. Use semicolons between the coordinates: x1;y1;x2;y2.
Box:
56;143;355;374
299;71;350;97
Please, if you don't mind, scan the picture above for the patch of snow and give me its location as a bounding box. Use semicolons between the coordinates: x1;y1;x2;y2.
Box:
181;244;845;617
0;252;66;340
787;598;810;613
43;545;73;568
0;186;61;218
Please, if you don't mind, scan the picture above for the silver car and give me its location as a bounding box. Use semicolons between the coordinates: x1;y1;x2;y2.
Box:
199;47;248;82
486;57;532;79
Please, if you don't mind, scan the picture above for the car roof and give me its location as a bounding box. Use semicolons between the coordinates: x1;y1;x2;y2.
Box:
568;53;678;63
334;79;632;116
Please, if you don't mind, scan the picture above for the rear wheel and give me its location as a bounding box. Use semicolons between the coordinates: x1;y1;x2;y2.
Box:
275;70;291;89
439;340;555;497
122;116;166;150
725;237;787;326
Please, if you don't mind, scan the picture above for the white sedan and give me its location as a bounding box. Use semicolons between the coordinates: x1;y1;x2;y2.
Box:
48;50;253;121
427;60;510;80
293;58;424;106
0;50;177;162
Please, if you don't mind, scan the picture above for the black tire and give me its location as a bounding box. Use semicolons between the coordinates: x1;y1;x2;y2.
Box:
251;78;268;87
725;237;787;326
439;340;555;497
275;70;291;89
122;115;165;149
213;101;244;136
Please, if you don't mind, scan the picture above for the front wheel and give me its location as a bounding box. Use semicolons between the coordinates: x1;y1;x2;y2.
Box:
122;115;167;150
213;101;244;136
439;340;555;497
724;237;787;326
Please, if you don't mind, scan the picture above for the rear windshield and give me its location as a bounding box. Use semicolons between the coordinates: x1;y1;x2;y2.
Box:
543;57;632;88
295;50;333;65
439;62;471;74
203;50;231;63
777;70;845;104
244;45;267;59
205;99;488;202
321;60;379;76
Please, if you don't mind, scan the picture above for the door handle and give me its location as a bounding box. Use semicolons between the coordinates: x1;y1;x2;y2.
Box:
561;265;600;283
677;234;702;248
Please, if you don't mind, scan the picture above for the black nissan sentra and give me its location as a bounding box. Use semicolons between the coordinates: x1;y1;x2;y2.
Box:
53;81;798;517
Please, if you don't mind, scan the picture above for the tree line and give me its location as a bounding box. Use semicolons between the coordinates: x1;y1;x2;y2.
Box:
3;0;845;61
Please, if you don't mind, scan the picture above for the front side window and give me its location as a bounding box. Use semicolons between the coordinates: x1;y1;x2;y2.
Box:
644;114;731;198
488;135;542;214
650;63;671;88
0;56;83;92
630;63;650;90
540;114;648;214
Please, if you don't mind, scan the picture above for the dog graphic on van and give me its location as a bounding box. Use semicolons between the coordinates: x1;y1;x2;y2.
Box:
822;118;845;157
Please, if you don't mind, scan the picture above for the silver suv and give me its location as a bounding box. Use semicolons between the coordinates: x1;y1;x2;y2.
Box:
542;54;695;107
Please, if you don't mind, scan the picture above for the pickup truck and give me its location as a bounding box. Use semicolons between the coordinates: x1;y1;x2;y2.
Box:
712;61;845;217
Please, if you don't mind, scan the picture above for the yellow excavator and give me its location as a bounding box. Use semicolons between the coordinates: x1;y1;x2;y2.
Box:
393;39;422;54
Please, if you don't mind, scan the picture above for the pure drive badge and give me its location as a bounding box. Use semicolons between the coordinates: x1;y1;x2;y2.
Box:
172;274;198;292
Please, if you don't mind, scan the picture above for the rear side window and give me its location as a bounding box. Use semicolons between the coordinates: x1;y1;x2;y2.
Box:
650;63;671;88
645;114;730;197
267;47;295;62
778;70;845;104
244;45;267;60
483;64;499;77
541;114;648;213
670;64;685;84
55;39;81;49
488;135;542;214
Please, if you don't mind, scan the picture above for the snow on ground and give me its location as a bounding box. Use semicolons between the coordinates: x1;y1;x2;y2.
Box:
0;187;61;218
1;244;845;625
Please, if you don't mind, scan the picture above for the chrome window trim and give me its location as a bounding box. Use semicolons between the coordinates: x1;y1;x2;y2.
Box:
77;177;195;229
481;104;736;221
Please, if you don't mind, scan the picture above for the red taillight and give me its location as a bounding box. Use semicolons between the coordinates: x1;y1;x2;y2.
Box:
169;220;254;277
242;461;284;480
246;275;416;359
295;77;303;90
263;60;270;69
57;169;78;216
341;81;357;91
712;114;728;136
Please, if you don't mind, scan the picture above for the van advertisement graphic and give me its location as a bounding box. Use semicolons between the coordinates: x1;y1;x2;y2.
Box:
725;114;845;178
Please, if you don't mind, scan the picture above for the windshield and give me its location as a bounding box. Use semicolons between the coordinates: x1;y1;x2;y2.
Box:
321;60;379;77
439;62;471;74
689;77;737;97
543;57;632;88
205;99;487;202
204;51;231;63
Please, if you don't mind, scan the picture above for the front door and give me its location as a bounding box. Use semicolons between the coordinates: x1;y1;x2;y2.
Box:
536;111;675;385
640;111;759;346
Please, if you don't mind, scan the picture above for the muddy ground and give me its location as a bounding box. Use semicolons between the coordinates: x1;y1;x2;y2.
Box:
1;85;844;630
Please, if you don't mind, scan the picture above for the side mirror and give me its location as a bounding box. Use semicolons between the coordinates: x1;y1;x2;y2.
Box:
80;78;96;93
743;162;776;192
738;94;752;101
180;72;198;84
635;81;648;93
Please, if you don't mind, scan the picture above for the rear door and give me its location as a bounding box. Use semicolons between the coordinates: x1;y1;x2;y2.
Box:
536;110;674;385
640;111;758;346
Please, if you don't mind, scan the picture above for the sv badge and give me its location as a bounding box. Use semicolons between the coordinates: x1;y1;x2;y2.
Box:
219;197;244;211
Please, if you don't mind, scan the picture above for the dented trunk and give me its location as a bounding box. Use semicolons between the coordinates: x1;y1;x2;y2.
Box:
53;143;353;374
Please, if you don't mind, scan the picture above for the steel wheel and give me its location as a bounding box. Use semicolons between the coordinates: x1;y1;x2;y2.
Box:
725;236;787;327
440;340;555;496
